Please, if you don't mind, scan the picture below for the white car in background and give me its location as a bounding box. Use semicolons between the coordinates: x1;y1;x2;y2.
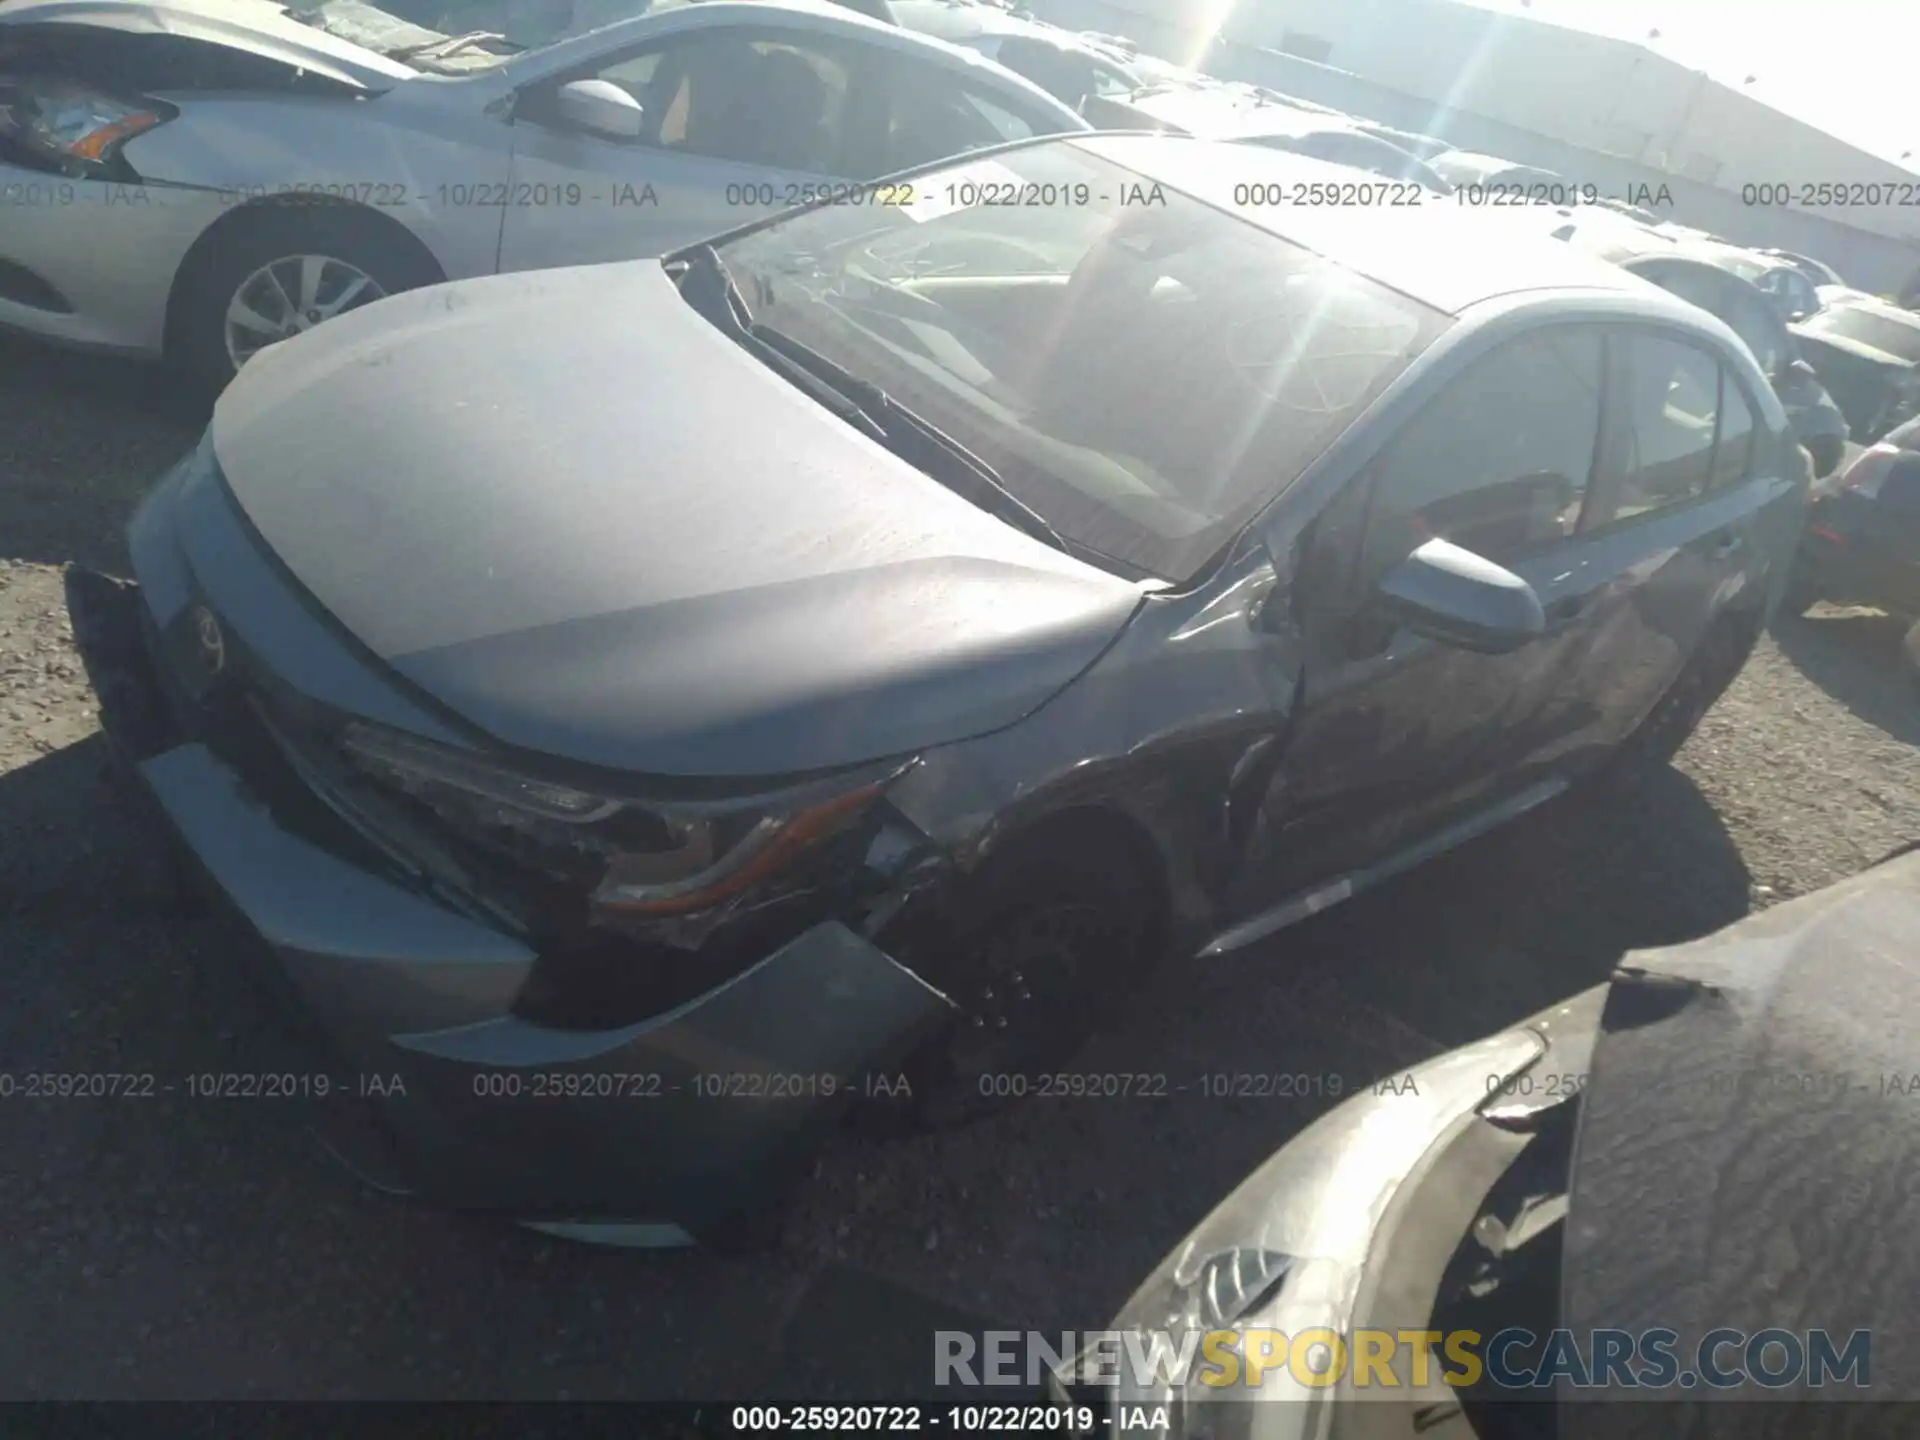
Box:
0;0;1085;397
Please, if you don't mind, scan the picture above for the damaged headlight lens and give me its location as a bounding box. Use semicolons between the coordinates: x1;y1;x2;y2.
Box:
1065;1031;1549;1438
337;720;905;920
0;79;170;174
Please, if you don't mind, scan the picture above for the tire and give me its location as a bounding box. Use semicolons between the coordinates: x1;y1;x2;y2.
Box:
171;206;442;405
1619;615;1759;770
880;838;1160;1132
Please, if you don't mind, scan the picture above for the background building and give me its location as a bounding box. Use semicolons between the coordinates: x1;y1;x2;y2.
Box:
1032;0;1920;292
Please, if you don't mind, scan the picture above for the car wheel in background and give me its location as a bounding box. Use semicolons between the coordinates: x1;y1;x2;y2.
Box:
171;206;444;405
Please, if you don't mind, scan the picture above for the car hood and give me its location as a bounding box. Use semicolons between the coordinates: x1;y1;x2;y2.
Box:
208;262;1145;779
1562;845;1920;1417
0;0;417;89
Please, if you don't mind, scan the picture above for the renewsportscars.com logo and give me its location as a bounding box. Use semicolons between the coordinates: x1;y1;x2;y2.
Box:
936;1327;1873;1394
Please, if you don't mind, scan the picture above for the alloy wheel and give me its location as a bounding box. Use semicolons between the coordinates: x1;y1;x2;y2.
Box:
224;254;388;370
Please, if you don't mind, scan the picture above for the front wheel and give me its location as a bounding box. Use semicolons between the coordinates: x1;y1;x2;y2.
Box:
172;208;442;404
874;846;1159;1133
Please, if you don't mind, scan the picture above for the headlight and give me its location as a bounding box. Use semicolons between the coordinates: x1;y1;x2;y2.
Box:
1068;1031;1545;1440
337;720;909;926
0;79;170;175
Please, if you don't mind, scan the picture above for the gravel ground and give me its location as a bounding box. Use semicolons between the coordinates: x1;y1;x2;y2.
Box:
2;337;1917;1401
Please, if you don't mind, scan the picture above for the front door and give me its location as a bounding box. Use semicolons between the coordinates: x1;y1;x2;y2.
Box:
498;28;867;271
1230;325;1613;913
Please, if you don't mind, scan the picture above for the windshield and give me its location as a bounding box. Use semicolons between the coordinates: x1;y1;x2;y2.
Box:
1802;304;1920;363
706;143;1444;581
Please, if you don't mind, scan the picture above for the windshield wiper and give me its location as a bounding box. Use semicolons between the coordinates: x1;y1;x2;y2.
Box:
672;246;1071;556
674;245;895;447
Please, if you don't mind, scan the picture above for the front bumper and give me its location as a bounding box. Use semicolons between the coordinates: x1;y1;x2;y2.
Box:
65;566;953;1241
0;162;223;355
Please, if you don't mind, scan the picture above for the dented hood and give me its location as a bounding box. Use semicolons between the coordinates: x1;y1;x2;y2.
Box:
208;262;1145;779
1562;845;1920;1421
0;0;417;89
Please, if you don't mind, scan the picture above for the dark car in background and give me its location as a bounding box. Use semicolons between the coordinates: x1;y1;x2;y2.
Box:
65;135;1807;1242
1787;415;1920;668
1081;88;1451;189
1791;297;1920;442
1057;846;1920;1435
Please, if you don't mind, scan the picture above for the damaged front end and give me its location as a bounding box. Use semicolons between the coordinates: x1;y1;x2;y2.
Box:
63;474;964;1242
0;15;373;178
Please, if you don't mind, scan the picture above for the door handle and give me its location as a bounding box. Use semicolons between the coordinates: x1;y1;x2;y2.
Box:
1709;532;1746;561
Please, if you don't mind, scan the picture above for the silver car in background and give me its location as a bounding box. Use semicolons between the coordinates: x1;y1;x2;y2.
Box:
0;0;1086;397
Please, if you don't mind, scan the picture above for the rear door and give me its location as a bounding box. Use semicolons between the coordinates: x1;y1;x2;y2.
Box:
1563;327;1772;744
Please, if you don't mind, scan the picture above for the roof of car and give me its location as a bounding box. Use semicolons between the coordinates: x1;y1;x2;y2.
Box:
1067;135;1669;315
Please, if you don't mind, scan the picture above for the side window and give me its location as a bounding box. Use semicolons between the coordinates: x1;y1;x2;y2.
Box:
1713;376;1757;486
590;48;668;104
1593;332;1718;525
877;63;1047;172
560;32;856;174
1359;327;1603;583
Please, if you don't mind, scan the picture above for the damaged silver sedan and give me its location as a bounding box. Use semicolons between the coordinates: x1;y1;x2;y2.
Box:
0;0;1085;398
67;135;1808;1243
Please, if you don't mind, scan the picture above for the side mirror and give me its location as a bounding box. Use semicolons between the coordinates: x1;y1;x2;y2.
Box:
552;79;645;141
1375;537;1545;654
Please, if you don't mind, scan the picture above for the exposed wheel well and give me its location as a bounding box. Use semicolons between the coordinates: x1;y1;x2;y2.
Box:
964;804;1173;957
163;198;446;355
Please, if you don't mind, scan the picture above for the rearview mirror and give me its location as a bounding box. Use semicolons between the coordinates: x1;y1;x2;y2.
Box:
553;79;645;141
1375;537;1545;653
